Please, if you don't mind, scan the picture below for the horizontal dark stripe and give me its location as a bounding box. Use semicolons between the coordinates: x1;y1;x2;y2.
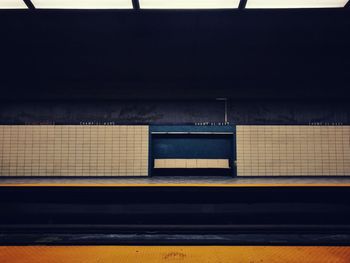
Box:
1;186;350;245
1;233;350;246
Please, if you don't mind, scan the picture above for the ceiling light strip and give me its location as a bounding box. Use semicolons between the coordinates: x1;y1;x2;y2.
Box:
30;0;133;9
245;0;349;9
0;0;28;9
139;0;240;9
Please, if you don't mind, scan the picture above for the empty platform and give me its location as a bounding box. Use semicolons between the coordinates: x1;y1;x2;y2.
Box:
1;176;350;187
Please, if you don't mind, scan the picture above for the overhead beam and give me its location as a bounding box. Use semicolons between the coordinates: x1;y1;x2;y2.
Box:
132;0;140;10
23;0;35;9
239;0;247;9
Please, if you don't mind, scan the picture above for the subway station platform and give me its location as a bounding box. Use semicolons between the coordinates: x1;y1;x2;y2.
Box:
1;176;350;187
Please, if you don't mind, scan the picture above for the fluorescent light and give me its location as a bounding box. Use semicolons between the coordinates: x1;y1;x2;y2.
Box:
31;0;133;9
0;0;28;9
139;0;240;9
246;0;349;8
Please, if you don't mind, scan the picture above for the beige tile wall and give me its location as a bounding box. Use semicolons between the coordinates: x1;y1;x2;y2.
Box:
0;125;149;176
154;159;230;169
236;125;350;176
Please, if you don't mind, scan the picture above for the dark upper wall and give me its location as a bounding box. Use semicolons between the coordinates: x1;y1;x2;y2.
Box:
1;100;349;125
0;9;350;100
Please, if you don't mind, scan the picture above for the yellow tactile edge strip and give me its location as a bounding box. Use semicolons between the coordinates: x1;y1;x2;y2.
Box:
0;246;350;263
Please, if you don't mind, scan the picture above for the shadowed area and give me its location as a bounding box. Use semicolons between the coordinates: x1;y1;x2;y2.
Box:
1;186;350;245
0;9;350;100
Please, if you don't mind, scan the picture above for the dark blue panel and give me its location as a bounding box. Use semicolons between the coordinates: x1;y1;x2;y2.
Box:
150;125;235;176
152;135;232;159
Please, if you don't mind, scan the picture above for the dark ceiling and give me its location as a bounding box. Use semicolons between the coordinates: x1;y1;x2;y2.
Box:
0;9;350;100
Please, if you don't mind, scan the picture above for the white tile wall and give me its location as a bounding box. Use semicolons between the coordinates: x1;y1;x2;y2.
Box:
236;125;350;176
0;125;149;176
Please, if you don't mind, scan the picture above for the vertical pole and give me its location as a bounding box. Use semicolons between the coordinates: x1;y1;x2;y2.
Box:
216;98;228;124
224;99;228;123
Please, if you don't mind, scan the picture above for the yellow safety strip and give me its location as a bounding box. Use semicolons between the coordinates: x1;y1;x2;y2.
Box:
0;246;349;263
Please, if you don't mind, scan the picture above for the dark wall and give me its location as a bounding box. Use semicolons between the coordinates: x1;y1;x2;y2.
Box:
1;9;350;100
1;100;349;124
1;9;349;124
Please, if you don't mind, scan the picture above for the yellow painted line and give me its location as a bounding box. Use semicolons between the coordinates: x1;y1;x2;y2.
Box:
1;183;350;187
0;246;350;263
